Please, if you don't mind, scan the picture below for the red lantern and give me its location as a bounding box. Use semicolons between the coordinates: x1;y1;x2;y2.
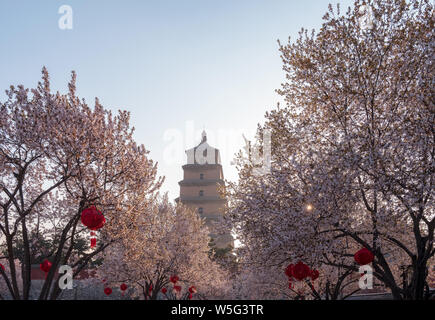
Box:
188;293;193;300
81;206;105;248
310;269;319;281
292;261;310;281
285;264;294;278
120;283;127;296
104;287;112;295
40;259;52;273
81;206;106;230
188;286;197;294
0;263;4;271
354;247;374;265
148;284;153;292
161;288;167;294
170;275;179;284
173;285;181;293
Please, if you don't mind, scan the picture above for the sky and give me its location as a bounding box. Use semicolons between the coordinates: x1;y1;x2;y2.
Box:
0;0;355;201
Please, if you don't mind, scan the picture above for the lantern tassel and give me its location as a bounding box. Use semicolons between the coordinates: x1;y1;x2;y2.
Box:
90;230;97;248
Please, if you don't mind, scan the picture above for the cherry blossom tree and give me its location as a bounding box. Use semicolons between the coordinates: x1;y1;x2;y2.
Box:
230;259;364;300
98;194;228;300
226;0;434;300
0;258;22;300
0;68;163;300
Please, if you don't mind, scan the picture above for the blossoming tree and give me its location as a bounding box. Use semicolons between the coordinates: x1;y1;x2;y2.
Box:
98;195;228;300
226;0;434;300
0;68;163;300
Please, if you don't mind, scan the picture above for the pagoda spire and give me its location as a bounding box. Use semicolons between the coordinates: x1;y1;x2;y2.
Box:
201;130;207;143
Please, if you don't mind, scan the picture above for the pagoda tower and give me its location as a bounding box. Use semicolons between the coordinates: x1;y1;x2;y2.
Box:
175;130;233;250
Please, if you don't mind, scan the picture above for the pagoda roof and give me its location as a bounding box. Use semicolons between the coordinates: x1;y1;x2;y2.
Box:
185;130;222;165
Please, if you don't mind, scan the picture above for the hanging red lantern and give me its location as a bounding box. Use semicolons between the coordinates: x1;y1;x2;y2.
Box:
188;286;197;294
81;206;105;248
148;284;153;292
161;287;167;294
354;247;374;265
0;263;4;271
170;275;179;284
173;285;181;293
120;283;127;296
292;261;310;281
310;269;320;281
81;206;105;230
104;287;112;295
40;259;52;273
188;293;193;300
284;264;294;278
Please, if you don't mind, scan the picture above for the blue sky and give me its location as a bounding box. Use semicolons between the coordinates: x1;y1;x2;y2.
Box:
0;0;355;200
